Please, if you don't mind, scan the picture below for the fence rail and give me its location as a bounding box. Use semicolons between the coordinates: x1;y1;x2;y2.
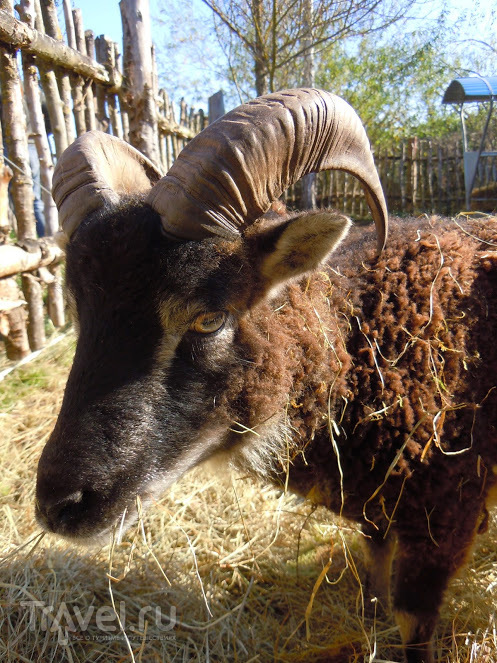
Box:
0;0;206;362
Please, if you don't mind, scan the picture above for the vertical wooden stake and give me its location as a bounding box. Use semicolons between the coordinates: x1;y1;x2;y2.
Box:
22;272;46;350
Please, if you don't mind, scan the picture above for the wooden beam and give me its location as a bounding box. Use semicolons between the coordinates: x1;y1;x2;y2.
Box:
0;240;64;279
0;9;121;89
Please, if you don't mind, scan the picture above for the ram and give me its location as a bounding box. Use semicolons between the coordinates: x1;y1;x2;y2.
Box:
35;89;497;663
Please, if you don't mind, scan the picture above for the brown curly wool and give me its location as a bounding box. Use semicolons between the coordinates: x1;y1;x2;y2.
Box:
214;214;497;662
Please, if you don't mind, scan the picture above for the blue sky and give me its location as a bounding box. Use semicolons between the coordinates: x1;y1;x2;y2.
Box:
66;0;185;50
63;0;494;110
75;0;493;47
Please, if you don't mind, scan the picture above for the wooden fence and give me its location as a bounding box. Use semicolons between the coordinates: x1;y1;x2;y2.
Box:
0;0;206;362
287;137;497;217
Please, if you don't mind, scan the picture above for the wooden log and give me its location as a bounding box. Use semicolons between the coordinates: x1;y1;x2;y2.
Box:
95;36;115;134
438;144;443;212
32;0;68;157
47;264;65;327
95;37;122;138
0;8;113;85
411;137;418;212
419;139;425;210
0;278;29;360
156;90;195;141
17;0;58;235
114;40;129;141
0;239;64;278
40;0;75;146
84;30;97;131
39;0;61;39
427;140;434;212
0;1;36;240
71;9;87;136
22;59;59;234
72;7;85;53
38;66;68;157
0;149;13;237
400;140;407;211
62;0;76;49
120;0;160;163
21;271;45;350
0;97;14;242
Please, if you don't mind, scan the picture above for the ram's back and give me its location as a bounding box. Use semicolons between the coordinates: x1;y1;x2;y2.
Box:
283;215;497;525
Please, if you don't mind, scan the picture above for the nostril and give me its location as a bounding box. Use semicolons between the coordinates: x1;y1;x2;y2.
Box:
50;490;84;523
37;489;88;533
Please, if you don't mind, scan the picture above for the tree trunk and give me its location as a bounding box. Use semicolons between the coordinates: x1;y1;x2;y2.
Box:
252;0;268;95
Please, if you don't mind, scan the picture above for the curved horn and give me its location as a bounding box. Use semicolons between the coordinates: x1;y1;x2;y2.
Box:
147;88;388;250
53;131;162;238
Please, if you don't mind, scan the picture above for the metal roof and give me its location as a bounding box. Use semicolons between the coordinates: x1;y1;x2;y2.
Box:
442;77;497;104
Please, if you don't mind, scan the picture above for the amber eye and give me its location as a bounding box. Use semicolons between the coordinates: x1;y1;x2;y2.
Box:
191;311;226;334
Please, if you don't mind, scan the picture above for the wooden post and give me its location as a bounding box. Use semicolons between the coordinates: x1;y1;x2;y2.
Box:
62;0;76;49
0;278;29;360
18;0;58;236
0;120;13;237
41;0;75;146
411;137;418;213
400;141;406;212
71;9;87;136
95;36;113;133
0;0;36;240
22;271;46;349
95;37;122;139
208;90;225;124
120;0;160;164
47;265;65;327
84;30;97;131
438;145;443;212
428;140;434;212
33;0;68;158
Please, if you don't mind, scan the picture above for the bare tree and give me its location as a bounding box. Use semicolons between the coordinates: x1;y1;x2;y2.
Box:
199;0;421;96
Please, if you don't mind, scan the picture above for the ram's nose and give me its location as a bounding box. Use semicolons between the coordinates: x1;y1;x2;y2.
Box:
36;490;86;534
35;463;107;537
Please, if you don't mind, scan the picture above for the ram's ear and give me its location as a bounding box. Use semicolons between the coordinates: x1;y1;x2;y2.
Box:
259;210;351;291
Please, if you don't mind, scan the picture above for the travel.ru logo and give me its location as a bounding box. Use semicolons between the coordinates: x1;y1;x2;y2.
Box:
21;599;177;644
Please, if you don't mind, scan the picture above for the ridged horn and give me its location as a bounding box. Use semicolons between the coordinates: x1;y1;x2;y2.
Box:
52;131;162;238
147;88;388;250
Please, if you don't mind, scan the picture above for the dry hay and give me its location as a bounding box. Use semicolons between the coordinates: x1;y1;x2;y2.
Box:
0;327;497;662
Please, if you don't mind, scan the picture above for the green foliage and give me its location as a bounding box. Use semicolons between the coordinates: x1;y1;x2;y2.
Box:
156;0;496;146
316;29;462;146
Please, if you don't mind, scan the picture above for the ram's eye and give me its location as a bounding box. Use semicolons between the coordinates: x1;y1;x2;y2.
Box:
191;311;226;334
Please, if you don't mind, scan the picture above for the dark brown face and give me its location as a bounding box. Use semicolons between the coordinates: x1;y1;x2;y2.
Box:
35;197;351;543
35;202;253;542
